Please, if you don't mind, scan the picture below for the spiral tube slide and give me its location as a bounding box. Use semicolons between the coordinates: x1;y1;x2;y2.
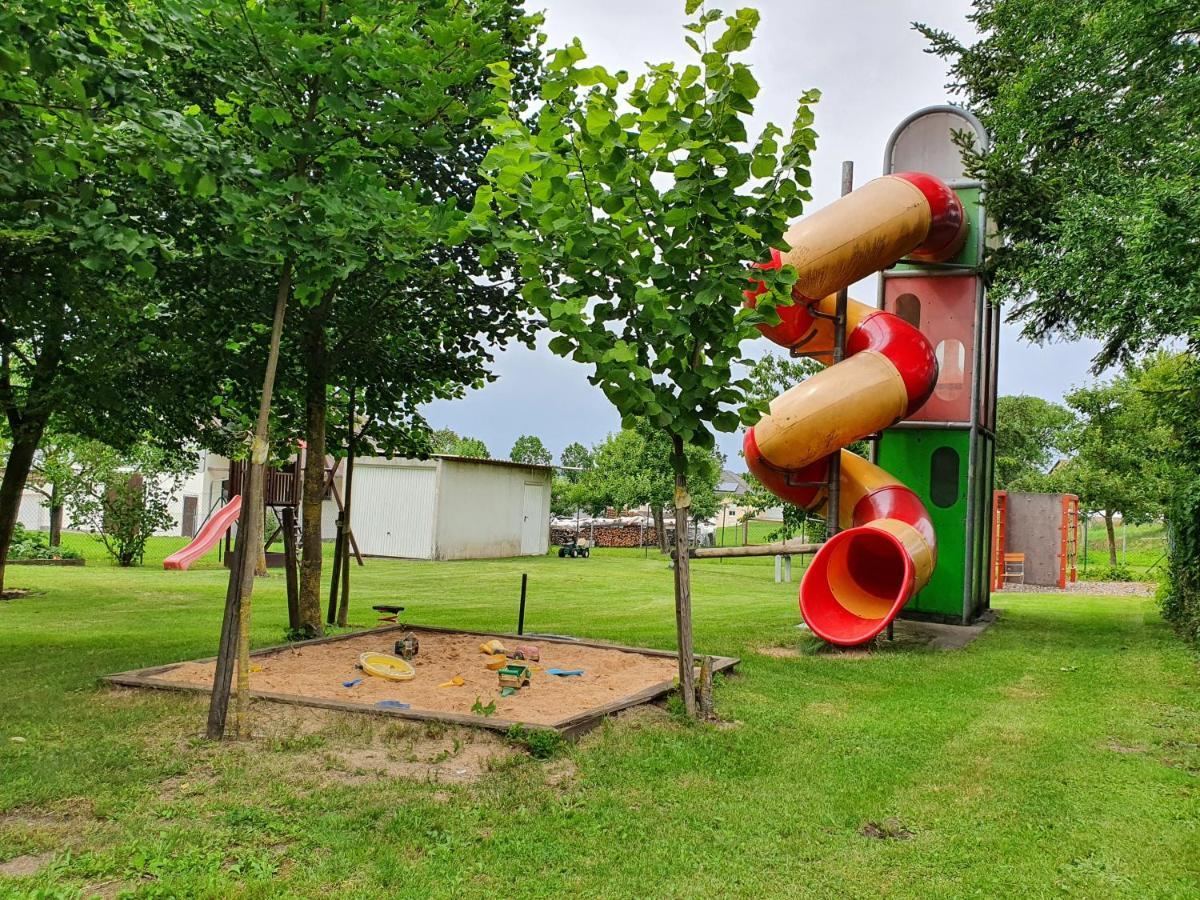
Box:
744;173;966;646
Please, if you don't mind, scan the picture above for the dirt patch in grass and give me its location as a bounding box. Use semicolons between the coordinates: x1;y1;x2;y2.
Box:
232;702;518;785
320;738;512;784
755;645;802;658
1109;742;1148;755
859;818;914;841
145;628;680;727
0;851;54;878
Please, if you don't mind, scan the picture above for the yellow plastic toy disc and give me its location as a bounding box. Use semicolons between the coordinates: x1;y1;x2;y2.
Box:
359;652;415;682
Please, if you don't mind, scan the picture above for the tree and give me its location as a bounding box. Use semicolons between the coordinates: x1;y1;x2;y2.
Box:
431;429;491;459
738;352;823;538
994;395;1074;490
574;422;723;551
163;0;540;646
65;444;194;567
1050;361;1176;567
0;1;207;593
919;2;1200;369
510;434;552;466
475;2;817;714
560;442;593;482
21;430;123;547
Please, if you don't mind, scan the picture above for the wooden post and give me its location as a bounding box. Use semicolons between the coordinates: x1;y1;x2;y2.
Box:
336;383;357;627
326;514;343;626
206;540;246;740
324;459;364;565
671;435;697;718
281;506;300;631
698;654;714;718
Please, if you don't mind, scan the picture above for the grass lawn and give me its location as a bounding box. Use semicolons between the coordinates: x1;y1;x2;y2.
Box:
1;549;1197;897
1078;521;1169;581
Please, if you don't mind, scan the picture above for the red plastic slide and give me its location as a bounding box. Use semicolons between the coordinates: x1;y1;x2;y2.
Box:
163;495;242;571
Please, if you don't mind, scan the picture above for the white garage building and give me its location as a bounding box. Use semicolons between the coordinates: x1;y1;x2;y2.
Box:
351;455;552;560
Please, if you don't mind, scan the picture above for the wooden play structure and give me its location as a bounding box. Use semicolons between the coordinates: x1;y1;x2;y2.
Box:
991;490;1080;590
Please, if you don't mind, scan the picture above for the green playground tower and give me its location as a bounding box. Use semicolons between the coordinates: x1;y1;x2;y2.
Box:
874;107;997;624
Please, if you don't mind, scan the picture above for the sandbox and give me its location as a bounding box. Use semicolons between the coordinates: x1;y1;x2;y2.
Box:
105;624;738;736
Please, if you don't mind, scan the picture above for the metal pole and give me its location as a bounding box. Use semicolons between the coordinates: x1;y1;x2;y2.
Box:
518;573;527;635
1082;512;1089;577
826;160;854;540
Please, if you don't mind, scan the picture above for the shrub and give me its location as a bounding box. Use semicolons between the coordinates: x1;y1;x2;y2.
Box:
7;524;82;561
1099;564;1134;582
1159;478;1200;646
504;724;565;759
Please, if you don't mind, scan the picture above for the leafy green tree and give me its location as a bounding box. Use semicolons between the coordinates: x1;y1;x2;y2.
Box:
919;1;1200;368
0;1;205;592
1050;362;1176;567
430;429;491;460
164;0;540;645
559;442;593;482
1136;352;1200;476
574;422;723;552
24;430;120;547
739;352;823;539
510;434;553;466
62;443;195;567
474;2;817;714
746;352;821;405
994;395;1075;490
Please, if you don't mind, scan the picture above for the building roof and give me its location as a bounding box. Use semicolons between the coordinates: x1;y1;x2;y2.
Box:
716;469;750;495
431;454;554;473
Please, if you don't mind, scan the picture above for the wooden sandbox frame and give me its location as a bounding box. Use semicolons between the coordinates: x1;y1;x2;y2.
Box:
104;623;739;738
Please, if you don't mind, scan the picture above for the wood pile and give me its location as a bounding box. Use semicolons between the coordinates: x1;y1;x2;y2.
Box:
551;523;663;548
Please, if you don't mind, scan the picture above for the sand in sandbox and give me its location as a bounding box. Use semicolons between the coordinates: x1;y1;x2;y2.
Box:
157;629;679;726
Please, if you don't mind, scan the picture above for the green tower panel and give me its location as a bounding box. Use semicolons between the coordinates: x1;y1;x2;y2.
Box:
895;187;984;271
875;429;974;620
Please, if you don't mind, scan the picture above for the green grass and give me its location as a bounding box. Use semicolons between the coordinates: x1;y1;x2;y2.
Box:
1;550;1198;897
715;518;806;547
1078;521;1169;581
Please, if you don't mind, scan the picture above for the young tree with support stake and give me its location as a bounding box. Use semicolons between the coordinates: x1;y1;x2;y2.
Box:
474;2;817;715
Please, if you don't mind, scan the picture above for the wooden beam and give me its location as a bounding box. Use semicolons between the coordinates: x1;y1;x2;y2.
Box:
689;540;822;559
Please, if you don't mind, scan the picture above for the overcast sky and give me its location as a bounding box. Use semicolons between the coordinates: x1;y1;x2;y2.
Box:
425;0;1106;466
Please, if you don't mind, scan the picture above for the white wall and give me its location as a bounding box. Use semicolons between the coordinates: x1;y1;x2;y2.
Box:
432;459;551;560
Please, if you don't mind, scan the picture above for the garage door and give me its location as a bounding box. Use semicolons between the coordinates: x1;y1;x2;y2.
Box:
350;465;436;558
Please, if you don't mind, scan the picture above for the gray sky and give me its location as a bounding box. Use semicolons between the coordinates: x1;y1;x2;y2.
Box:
425;0;1105;465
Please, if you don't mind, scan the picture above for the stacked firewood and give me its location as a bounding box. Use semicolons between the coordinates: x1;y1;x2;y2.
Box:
550;524;665;548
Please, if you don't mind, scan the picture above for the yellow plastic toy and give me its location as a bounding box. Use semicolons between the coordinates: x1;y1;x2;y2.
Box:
358;651;415;682
479;639;506;655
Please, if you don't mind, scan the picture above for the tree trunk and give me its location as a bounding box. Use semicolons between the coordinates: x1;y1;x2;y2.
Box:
1104;510;1118;568
255;539;268;577
299;304;329;636
49;486;63;548
653;504;667;554
0;421;46;594
670;435;697;718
